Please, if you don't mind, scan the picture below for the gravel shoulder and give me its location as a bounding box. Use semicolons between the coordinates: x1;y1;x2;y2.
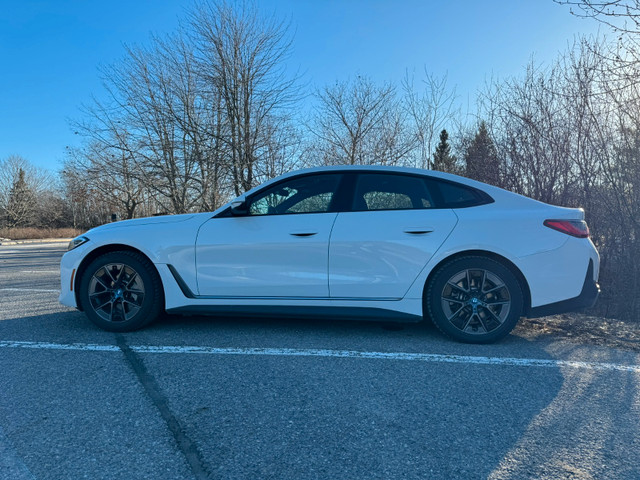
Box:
515;313;640;352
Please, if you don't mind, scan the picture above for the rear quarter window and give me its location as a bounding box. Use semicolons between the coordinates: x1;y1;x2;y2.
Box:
426;178;494;208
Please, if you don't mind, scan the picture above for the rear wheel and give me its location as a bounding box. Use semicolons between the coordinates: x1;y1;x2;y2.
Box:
79;251;163;332
426;256;523;343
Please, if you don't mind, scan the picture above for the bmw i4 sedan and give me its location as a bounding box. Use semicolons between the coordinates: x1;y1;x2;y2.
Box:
60;166;600;343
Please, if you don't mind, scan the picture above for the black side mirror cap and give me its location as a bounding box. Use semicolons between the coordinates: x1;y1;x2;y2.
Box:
230;199;248;216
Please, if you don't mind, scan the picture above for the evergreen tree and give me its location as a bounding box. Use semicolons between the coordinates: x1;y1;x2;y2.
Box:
464;121;501;186
6;168;36;227
432;129;457;173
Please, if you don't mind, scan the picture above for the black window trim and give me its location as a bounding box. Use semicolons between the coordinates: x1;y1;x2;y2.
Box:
214;172;348;218
214;169;494;218
344;171;494;213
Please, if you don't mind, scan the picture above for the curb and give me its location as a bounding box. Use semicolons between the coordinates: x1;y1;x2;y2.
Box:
0;238;73;246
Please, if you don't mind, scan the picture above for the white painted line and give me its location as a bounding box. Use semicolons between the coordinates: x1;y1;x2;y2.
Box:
0;340;638;373
0;340;118;352
19;270;58;274
0;288;60;293
134;345;640;373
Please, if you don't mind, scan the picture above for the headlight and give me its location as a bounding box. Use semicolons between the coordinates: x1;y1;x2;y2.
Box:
68;236;89;251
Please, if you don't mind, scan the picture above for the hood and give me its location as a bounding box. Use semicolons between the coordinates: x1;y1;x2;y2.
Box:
87;213;199;234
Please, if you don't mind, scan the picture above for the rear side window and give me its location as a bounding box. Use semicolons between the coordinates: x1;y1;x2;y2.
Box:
426;178;493;208
352;174;435;211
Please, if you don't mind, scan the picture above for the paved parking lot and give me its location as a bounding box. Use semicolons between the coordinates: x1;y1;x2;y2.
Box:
1;243;639;479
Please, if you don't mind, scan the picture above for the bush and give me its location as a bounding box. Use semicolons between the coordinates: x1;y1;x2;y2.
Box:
0;227;81;240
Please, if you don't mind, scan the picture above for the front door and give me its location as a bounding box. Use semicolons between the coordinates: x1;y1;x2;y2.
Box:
196;173;343;297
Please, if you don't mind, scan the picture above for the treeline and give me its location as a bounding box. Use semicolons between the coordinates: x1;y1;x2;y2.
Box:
1;0;638;320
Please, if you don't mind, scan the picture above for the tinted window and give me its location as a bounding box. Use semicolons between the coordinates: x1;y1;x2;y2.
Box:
352;174;434;211
427;178;493;208
248;174;341;215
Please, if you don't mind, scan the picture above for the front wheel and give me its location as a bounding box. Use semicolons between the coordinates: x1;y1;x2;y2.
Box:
425;256;524;344
79;251;163;332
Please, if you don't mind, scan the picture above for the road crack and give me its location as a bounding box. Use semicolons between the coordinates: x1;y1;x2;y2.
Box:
116;334;210;480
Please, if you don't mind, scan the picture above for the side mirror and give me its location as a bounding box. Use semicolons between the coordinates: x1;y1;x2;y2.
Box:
230;197;248;216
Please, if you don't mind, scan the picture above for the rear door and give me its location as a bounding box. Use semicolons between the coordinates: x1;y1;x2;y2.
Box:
329;173;458;299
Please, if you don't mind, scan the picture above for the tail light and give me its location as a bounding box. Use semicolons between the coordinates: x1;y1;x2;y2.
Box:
544;219;589;238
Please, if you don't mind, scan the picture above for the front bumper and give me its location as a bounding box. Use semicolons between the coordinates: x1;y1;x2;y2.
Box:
527;260;600;318
59;242;91;309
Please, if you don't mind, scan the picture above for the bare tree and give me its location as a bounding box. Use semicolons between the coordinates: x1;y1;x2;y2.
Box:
190;0;300;195
60;162;117;229
478;60;578;203
254;118;303;182
74;24;233;215
64;141;150;220
555;1;640;34
402;70;458;169
307;76;414;166
556;0;640;90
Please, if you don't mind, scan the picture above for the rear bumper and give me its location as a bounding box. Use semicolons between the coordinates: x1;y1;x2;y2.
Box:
527;260;599;318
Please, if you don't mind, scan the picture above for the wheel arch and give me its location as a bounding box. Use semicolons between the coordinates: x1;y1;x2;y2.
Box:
74;244;164;311
422;249;531;316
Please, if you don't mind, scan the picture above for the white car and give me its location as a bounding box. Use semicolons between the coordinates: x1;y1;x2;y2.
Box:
59;166;599;343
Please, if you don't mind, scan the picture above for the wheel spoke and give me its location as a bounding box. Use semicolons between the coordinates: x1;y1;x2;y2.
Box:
125;272;138;289
89;291;109;298
113;297;128;322
480;270;487;292
115;267;125;285
93;275;111;290
447;281;468;294
484;300;510;306
122;299;142;309
123;294;144;307
94;299;112;311
483;285;504;295
442;297;464;305
446;304;465;321
476;314;490;333
460;313;475;331
104;264;121;284
481;309;501;331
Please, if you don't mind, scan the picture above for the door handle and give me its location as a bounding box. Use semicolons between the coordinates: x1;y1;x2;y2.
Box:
403;228;434;235
290;231;318;237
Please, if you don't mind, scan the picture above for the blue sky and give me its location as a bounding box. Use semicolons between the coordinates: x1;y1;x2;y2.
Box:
0;0;600;172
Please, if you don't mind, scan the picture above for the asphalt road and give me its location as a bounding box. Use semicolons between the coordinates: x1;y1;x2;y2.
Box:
0;243;638;480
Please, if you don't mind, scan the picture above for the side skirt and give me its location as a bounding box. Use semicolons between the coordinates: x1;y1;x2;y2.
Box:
165;304;423;323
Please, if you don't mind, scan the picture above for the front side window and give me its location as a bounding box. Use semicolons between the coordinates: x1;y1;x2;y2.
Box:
248;174;342;215
352;173;435;211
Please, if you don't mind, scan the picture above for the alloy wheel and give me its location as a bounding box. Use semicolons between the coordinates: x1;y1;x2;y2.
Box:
88;263;145;323
440;268;511;335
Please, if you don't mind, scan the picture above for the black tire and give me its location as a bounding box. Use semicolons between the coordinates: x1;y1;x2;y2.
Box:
79;251;164;332
425;256;524;344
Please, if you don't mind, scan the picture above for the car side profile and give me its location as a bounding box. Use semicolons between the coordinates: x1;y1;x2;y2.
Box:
59;166;600;343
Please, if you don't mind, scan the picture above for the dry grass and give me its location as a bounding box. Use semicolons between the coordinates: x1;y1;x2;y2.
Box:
0;227;81;240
